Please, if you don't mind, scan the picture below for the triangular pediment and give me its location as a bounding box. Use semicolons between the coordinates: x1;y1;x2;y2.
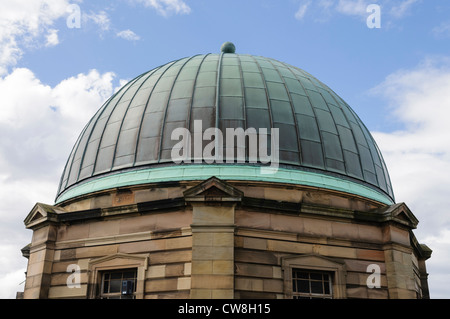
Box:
183;176;243;202
373;202;419;228
24;202;65;229
29;211;44;222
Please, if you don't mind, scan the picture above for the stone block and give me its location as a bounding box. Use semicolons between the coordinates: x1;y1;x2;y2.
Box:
48;284;87;298
190;289;212;299
89;219;120;238
177;277;191;290
347;286;368;298
263;188;302;202
211;289;234;299
184;263;192;276
273;266;282;279
50;272;88;286
243;237;267;250
345;259;386;273
146;278;178;292
358;224;382;242
213;232;234;247
235;210;271;229
150;250;192;265
90;194;112;209
64;198;91;212
135;188;168;203
191;260;213;275
235;249;277;265
263;279;283;293
192;246;233;261
57;223;90;242
213;260;234;275
383;225;410;246
356;249;385;261
31;225;57;246
118;240;162;254
312;244;357;259
389;288;416;299
270;214;304;233
26;262;44;277
193;232;213;246
267;239;312;254
113;190;135;206
191;275;233;289
147;265;166;278
166;264;185;277
331;221;358;240
235;277;263;292
166;236;192;250
235;263;273;278
192;206;234;226
75;244;117;259
367;288;389;299
303;218;332;237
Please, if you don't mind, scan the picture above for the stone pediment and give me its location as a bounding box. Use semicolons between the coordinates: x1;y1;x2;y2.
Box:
24;203;65;229
183;176;243;202
373;202;419;229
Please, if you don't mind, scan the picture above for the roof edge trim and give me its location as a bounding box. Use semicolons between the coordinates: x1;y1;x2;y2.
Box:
55;165;395;205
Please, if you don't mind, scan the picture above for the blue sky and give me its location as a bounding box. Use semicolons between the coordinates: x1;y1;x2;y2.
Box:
1;0;450;299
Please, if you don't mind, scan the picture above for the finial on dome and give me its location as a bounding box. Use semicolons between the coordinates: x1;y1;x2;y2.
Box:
221;42;236;54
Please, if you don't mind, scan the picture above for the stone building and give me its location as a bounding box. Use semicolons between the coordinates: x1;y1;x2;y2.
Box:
21;43;431;299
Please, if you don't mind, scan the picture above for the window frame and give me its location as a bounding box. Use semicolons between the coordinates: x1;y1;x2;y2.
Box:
282;254;347;299
291;268;333;299
87;253;148;299
99;268;138;299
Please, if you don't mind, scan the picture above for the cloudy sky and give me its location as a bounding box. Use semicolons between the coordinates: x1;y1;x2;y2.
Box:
0;0;449;299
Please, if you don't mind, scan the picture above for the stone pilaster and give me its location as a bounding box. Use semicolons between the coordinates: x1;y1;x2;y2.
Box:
382;224;416;298
184;177;243;299
23;224;56;299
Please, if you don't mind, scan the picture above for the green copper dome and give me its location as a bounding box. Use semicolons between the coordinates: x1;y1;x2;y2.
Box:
56;45;394;204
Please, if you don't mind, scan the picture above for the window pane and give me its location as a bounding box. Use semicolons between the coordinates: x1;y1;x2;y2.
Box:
297;280;309;293
324;281;331;294
310;280;323;294
310;272;323;281
123;271;136;279
292;269;332;299
111;272;122;280
103;281;109;293
109;280;121;293
296;272;309;279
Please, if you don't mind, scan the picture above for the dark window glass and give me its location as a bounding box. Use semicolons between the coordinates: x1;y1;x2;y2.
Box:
100;269;137;299
292;269;332;299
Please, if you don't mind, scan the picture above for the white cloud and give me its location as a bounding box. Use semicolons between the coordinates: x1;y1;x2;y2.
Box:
45;28;59;47
117;29;141;41
295;1;312;21
336;0;370;17
294;0;420;22
83;10;111;32
432;21;450;38
370;57;450;298
134;0;191;17
0;0;71;75
0;67;119;298
422;229;450;299
390;0;419;18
